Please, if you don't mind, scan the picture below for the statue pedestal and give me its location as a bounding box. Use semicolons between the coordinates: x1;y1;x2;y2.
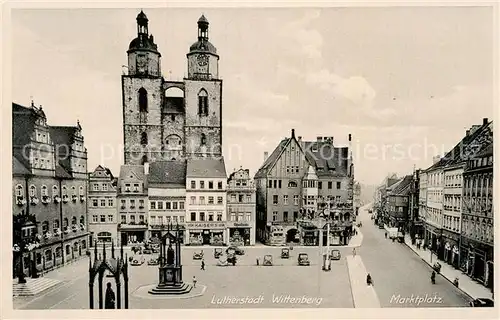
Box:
148;265;193;295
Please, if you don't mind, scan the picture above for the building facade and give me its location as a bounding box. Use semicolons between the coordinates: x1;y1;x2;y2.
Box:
254;129;355;246
122;11;223;165
147;161;187;241
227;168;256;246
185;158;227;245
442;164;463;268
386;175;412;230
12;102;89;277
461;139;493;291
117;165;148;245
88;165;118;244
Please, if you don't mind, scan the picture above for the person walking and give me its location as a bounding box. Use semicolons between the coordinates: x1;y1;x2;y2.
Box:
192;275;197;288
352;248;356;257
201;259;205;270
385;232;387;239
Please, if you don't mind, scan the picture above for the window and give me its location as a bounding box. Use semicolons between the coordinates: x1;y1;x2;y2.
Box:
199;196;205;205
179;201;184;209
198;89;208;115
100;215;106;223
273;195;278;205
92;215;98;223
172;202;178;210
283;195;288;205
29;185;36;197
40;185;49;197
328;182;333;189
200;181;205;189
16;185;23;197
209;181;214;189
42;221;49;233
209;213;214;221
62;186;67;196
138;88;148;112
238;213;244;221
52;185;58;197
293;211;298;221
283;211;289;222
201;133;207;146
133;184;139;192
288;181;297;188
102;184;108;191
139;215;144;223
45;250;53;261
336;182;341;189
71;186;76;196
191;212;196;221
273;211;278;221
200;212;205;221
239;195;244;203
247;195;251;202
141;132;148;145
217;213;222;221
268;180;272;188
217;197;223;204
190;196;196;205
100;199;105;207
218;181;223;189
231;194;236;202
79;186;84;196
191;181;196;189
53;219;60;229
139;199;145;208
141;155;148;165
150;201;156;209
130;199;135;208
180;216;185;222
108;199;113;207
294;195;299;205
208;197;214;204
273;180;277;188
158;201;164;210
278;180;282;188
107;215;113;223
121;215;126;223
246;212;251;221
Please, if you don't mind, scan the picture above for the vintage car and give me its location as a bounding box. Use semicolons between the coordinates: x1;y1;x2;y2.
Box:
193;251;204;260
214;248;223;259
281;248;290;259
263;255;273;266
226;246;245;255
142;248;153;255
470;298;494;307
330;249;341;260
130;256;145;266
147;257;159;266
131;245;143;255
151;244;160;253
298;253;310;266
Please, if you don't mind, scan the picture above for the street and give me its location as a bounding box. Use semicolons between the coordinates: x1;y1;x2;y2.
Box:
357;206;471;307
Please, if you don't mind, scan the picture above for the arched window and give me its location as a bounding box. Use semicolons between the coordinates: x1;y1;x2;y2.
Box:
15;185;23;197
53;219;60;229
79;186;84;196
198;89;208;115
63;218;69;227
42;221;49;233
72;216;77;225
141;155;148;165
52;185;58;197
41;185;48;197
80;215;85;224
288;180;298;188
97;231;112;242
201;133;207;146
141;132;148;145
62;186;67;196
45;249;52;261
71;186;76;195
138;88;148;112
29;185;36;197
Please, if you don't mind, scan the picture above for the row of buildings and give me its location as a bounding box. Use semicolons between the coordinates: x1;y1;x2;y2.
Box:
373;118;493;292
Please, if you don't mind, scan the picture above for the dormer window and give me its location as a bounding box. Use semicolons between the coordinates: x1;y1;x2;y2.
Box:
125;184;131;192
29;185;36;197
15;185;23;197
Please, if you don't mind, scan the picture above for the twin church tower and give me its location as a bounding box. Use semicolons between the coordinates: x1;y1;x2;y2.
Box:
122;11;223;165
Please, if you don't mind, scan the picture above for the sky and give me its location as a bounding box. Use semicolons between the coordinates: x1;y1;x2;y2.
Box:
11;6;495;185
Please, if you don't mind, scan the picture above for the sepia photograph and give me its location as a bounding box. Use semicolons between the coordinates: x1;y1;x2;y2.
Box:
4;1;497;316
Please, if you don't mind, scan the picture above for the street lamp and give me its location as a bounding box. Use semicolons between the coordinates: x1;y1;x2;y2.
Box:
13;209;40;283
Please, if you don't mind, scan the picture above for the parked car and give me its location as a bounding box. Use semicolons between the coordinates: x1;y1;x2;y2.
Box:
147;258;159;266
263;255;273;266
470;298;494;307
226;246;245;255
330;249;341;260
130;256;145;266
193;251;204;260
298;253;310;266
142;248;153;255
281;248;290;259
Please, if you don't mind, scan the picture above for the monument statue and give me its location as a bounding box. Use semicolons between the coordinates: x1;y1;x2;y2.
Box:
105;282;115;309
167;243;175;265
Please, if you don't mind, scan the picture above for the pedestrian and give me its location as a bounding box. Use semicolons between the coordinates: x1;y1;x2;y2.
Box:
201;259;205;270
385;232;387;239
192;275;197;288
352;248;356;257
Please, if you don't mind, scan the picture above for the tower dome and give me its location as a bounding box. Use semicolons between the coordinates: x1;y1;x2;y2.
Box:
189;15;217;55
128;10;159;54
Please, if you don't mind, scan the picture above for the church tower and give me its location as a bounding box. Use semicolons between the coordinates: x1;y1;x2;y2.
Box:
122;11;164;165
184;15;223;158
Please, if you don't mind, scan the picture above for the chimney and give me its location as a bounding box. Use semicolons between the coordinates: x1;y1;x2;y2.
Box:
264;152;269;161
144;162;149;175
348;134;352;142
291;128;295;138
483;118;488;125
298;136;302;142
466;129;470;136
317;136;323;142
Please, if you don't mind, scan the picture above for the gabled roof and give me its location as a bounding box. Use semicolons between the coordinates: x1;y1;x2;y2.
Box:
12;103;38;146
186;158;227;178
119;165;145;181
228;168;250;182
390;175;413;196
254;138;289;179
426;120;492;171
476;142;493;157
49;126;79;146
148;160;187;186
12;156;31;175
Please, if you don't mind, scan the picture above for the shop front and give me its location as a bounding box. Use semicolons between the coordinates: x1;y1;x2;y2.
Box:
227;222;253;246
185;222;226;245
442;229;460;268
266;223;285;246
460;236;493;290
149;225;185;244
424;224;443;257
118;224;148;246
